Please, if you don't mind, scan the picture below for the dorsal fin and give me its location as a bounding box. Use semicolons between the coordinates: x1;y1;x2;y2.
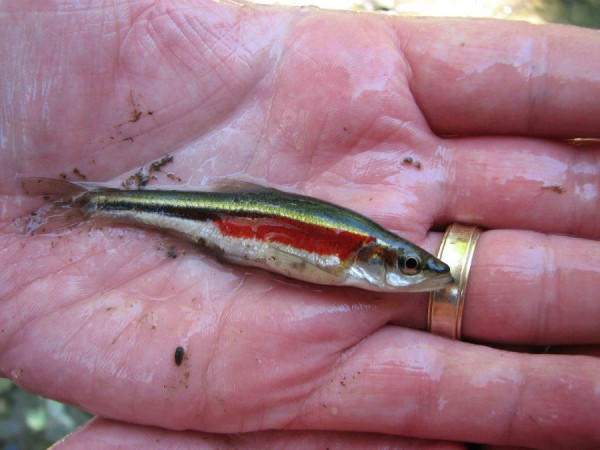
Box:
211;178;281;194
20;177;88;197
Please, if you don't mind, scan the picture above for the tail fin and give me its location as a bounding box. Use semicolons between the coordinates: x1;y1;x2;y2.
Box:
17;177;91;235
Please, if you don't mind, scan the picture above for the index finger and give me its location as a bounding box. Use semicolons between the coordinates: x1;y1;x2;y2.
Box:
397;19;600;138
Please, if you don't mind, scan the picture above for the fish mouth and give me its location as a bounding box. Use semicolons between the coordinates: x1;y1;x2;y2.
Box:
383;268;454;292
404;271;454;293
414;257;454;292
434;271;454;287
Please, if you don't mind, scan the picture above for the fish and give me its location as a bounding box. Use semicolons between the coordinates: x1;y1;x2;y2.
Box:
17;177;452;292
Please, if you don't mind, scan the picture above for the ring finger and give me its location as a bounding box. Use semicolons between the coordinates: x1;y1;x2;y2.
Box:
390;228;600;347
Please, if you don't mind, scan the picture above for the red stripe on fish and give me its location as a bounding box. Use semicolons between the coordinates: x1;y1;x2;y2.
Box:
215;216;373;260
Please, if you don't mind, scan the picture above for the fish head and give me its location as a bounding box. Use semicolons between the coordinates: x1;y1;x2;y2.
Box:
350;243;453;292
385;249;453;292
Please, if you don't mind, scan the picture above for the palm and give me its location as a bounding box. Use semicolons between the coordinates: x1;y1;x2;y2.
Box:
1;1;599;448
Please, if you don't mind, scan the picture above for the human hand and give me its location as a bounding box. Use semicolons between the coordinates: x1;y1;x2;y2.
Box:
1;1;598;448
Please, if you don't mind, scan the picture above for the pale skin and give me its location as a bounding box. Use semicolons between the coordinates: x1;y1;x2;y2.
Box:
1;1;599;449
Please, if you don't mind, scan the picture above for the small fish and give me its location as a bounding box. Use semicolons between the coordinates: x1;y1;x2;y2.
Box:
18;177;452;292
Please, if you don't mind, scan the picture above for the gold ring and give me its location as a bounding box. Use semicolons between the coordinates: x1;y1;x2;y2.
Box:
428;223;481;340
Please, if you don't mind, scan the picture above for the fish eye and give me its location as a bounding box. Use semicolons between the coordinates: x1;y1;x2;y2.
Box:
399;255;421;275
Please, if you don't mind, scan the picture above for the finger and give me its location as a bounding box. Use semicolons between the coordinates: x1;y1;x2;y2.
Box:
397;19;600;137
389;229;600;346
462;230;600;345
297;328;600;449
437;137;600;239
54;418;462;450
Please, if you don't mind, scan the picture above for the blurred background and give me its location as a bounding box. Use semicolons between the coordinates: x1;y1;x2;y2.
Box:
254;0;600;27
2;0;599;448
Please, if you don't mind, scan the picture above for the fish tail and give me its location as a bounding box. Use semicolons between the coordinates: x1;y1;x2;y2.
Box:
17;177;92;235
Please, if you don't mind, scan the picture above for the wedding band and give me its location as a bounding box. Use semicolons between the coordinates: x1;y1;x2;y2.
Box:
428;223;481;340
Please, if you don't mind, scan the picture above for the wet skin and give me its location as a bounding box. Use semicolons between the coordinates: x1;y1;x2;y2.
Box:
1;1;600;448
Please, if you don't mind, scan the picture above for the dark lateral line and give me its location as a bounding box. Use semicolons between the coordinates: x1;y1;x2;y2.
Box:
94;198;275;222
